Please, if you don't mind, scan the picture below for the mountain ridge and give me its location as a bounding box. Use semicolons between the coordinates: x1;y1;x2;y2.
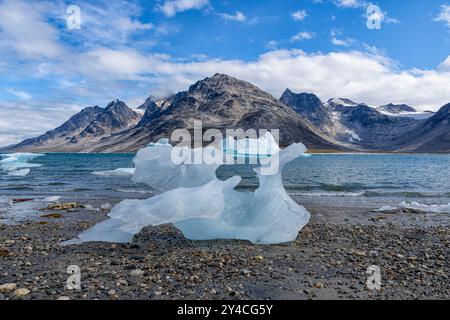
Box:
2;74;449;154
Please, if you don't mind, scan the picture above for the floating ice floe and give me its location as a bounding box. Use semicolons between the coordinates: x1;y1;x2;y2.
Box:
43;196;61;203
92;168;135;177
0;196;12;207
7;168;31;177
376;202;450;214
0;153;44;177
64;134;311;245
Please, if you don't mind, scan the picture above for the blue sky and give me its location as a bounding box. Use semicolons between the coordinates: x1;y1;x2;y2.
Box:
1;0;450;145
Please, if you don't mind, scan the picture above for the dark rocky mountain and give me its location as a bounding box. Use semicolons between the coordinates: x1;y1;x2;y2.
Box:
136;96;162;126
78;100;140;138
7;106;103;152
137;95;158;111
391;103;450;153
281;90;422;149
377;103;416;114
3;74;449;154
335;103;420;148
280;89;332;130
90;74;341;152
5;100;140;152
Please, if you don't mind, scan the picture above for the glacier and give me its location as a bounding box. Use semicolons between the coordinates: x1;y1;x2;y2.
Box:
64;134;311;245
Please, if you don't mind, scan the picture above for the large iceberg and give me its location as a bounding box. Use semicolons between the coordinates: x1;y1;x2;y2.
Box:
64;134;311;245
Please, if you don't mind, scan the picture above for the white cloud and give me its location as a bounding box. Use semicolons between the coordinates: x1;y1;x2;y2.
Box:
434;4;450;28
63;1;156;47
0;102;83;146
266;40;279;50
331;37;349;46
291;10;308;21
330;29;355;46
109;49;450;111
334;0;366;8
335;1;400;25
0;0;62;58
3;48;450;145
158;0;209;17
291;31;315;41
4;89;32;100
364;6;400;25
219;11;247;22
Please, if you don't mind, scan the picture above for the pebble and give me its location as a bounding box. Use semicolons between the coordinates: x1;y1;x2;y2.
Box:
14;288;30;297
255;255;264;262
241;269;251;276
0;247;10;257
0;283;17;293
130;269;145;277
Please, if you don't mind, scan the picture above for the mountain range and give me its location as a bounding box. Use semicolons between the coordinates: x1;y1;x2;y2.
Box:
1;74;449;153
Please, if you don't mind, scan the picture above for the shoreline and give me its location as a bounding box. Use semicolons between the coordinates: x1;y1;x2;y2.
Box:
1;199;449;300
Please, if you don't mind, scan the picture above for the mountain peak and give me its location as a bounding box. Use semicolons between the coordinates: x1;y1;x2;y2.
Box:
327;98;358;107
105;99;128;111
280;89;323;109
280;89;331;129
189;73;260;94
378;103;416;114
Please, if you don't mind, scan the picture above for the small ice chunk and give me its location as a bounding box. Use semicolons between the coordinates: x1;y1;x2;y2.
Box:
43;196;61;203
375;205;397;212
399;201;450;214
92;168;135;177
100;203;112;210
7;168;30;177
376;202;450;214
0;153;43;174
0;196;12;207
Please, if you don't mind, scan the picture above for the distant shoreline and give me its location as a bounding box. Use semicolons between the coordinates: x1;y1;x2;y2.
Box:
2;150;449;156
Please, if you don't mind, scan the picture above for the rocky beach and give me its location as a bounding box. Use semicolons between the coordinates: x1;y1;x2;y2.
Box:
1;200;449;300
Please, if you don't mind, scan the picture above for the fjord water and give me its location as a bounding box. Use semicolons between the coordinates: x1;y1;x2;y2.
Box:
1;153;450;212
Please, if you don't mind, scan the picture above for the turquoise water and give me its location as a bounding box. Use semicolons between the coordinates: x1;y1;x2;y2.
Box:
1;153;450;206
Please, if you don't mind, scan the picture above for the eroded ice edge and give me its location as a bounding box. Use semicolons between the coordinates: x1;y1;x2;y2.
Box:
0;153;51;223
64;133;311;245
0;153;44;177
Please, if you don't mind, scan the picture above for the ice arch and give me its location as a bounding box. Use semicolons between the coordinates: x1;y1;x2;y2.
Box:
63;134;310;245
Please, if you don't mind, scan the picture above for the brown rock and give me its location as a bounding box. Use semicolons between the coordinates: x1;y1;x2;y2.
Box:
0;247;10;257
41;213;63;219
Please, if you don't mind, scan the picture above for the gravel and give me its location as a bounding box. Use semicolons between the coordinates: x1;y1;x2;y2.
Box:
0;203;449;300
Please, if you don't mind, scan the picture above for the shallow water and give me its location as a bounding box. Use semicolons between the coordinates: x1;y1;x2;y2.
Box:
1;153;449;219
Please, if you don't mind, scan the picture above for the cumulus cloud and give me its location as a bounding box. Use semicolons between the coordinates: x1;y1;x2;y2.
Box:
219;11;247;22
330;29;355;46
334;0;366;8
291;10;308;21
364;5;400;25
0;0;448;146
157;0;209;17
0;102;83;146
88;49;450;112
0;0;62;58
434;4;450;28
335;0;400;25
291;31;315;41
61;1;155;47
